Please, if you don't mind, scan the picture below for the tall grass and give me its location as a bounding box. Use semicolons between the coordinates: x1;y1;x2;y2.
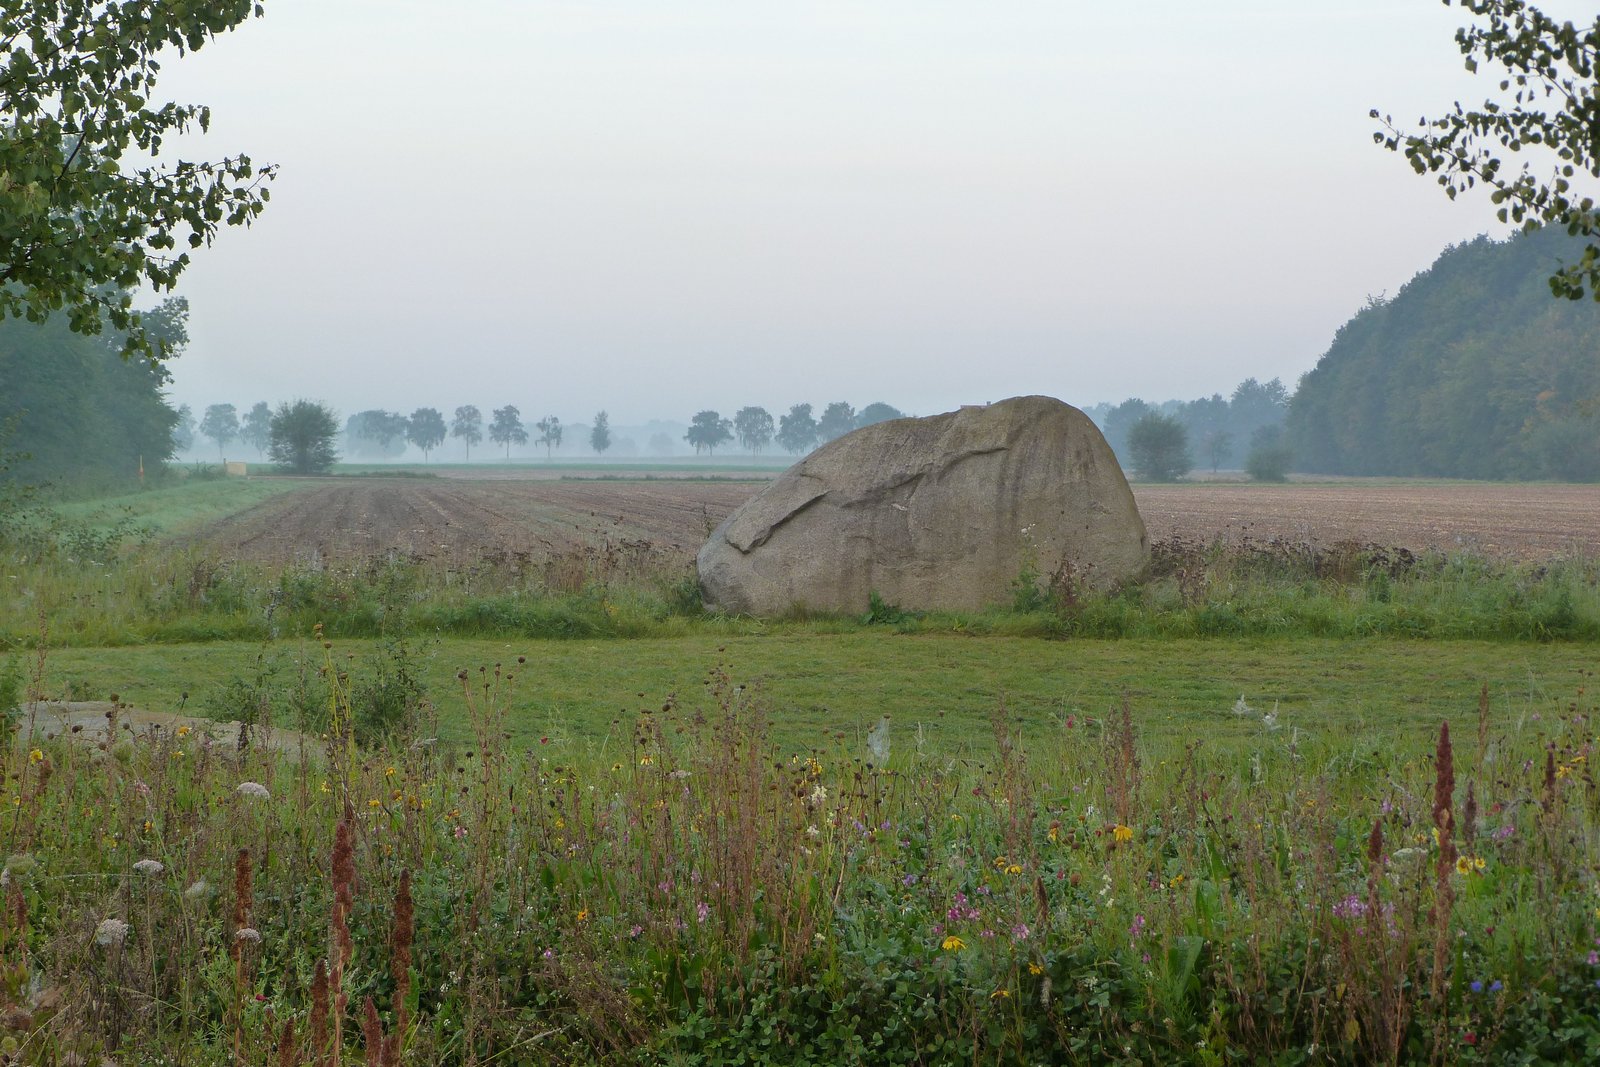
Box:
4;651;1598;1064
3;536;1599;650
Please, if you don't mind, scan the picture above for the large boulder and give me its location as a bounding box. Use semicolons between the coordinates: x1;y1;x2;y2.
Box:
697;395;1148;615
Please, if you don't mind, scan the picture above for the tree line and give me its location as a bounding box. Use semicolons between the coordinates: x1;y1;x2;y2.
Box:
173;399;910;472
1082;377;1293;482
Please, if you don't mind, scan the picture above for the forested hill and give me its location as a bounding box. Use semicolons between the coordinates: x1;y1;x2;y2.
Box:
1289;228;1600;480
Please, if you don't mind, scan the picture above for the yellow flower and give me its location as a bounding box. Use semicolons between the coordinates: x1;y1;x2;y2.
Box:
176;725;191;737
1556;764;1572;780
367;799;382;809
1047;824;1060;843
990;989;1010;999
1171;873;1185;887
1112;825;1133;844
319;781;332;794
384;766;396;778
639;755;654;766
28;749;42;764
1028;962;1044;975
142;819;152;833
1006;865;1023;876
994;857;1008;870
554;816;565;830
1455;856;1471;875
941;935;966;951
1473;856;1486;872
576;909;589;923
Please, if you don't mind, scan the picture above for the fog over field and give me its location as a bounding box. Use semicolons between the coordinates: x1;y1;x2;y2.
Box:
147;0;1587;424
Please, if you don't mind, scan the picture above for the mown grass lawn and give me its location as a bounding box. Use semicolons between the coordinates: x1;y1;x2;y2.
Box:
37;633;1593;758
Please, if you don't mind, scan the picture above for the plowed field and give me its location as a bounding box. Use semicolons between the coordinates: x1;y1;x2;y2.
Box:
176;480;758;569
180;478;1600;568
1131;482;1600;560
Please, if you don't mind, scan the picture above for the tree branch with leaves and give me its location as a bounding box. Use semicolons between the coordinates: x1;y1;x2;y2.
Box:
1374;0;1600;298
0;1;276;362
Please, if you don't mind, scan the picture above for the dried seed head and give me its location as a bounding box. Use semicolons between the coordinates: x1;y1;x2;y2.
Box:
309;959;330;1060
95;917;130;947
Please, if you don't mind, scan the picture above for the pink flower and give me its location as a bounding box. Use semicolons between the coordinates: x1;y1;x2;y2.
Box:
696;901;710;923
1332;895;1368;919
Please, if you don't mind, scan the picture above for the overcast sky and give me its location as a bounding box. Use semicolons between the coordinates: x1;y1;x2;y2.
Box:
150;0;1579;425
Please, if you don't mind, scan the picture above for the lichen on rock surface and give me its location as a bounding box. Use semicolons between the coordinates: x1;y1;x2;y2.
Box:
696;396;1148;616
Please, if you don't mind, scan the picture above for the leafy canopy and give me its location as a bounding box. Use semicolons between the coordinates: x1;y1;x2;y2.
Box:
1375;0;1600;298
406;407;446;460
240;401;271;456
268;400;338;475
589;410;611;455
732;406;774;453
0;301;184;489
817;401;856;443
488;405;527;458
777;403;818;455
0;1;276;362
1127;413;1191;482
684;410;732;455
450;405;483;455
199;402;238;455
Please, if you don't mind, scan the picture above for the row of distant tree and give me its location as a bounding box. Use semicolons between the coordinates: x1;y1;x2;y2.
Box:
683;401;904;455
175;399;908;466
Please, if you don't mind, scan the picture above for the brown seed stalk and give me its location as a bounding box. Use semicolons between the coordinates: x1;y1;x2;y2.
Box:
390;868;414;1036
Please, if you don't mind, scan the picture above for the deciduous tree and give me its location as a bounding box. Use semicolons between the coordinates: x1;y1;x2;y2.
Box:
406;408;446;463
1128;413;1191;482
733;406;774;453
684;410;733;455
451;405;483;460
817;401;857;443
535;415;563;458
345;410;409;459
855;402;905;428
199;404;239;459
1245;425;1292;482
268;401;339;475
489;405;527;459
777;403;818;455
241;401;272;457
590;411;612;455
173;404;197;453
0;1;276;362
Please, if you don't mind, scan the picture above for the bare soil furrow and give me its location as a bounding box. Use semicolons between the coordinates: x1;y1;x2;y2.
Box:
177;477;1598;569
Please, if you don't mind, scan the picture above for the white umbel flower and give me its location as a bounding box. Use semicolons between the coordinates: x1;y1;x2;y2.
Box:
132;859;165;876
95;917;130;947
235;781;271;800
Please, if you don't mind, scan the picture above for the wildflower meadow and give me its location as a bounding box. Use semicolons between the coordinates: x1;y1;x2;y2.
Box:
3;648;1599;1064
